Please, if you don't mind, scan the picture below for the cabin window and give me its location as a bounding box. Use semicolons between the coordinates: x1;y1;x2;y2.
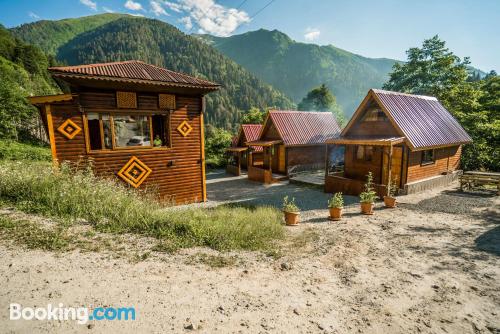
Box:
113;115;151;148
355;145;373;161
361;108;388;122
421;149;435;165
85;112;170;151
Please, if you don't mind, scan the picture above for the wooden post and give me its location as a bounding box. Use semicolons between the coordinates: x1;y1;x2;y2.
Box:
387;144;393;196
325;143;329;178
44;104;58;168
200;97;207;202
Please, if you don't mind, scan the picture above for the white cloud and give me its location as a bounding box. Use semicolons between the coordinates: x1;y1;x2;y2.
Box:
150;1;168;16
128;13;145;17
80;0;97;11
164;1;182;13
28;11;40;19
102;6;114;13
304;27;320;42
179;16;192;30
124;0;144;11
171;0;250;36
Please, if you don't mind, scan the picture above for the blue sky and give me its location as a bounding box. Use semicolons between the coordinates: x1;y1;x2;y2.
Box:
1;0;498;72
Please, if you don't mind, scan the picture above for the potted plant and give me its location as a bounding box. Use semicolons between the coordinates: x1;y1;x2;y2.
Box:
359;172;377;215
383;177;398;208
282;196;300;226
328;192;344;221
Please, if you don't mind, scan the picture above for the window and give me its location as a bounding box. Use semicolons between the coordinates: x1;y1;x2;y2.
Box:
86;112;170;151
355;145;373;161
421;149;435;165
361;108;388;122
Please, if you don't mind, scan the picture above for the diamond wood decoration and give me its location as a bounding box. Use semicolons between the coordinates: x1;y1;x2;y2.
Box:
117;156;152;188
177;120;193;137
57;119;81;140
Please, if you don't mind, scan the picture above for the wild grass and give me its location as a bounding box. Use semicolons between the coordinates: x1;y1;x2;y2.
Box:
0;140;51;161
0;160;284;252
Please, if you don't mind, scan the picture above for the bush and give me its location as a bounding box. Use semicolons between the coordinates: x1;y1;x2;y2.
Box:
0;160;284;252
0;140;51;161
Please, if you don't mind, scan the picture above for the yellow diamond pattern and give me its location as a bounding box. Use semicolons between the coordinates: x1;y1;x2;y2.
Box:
117;156;152;188
177;120;193;137
57;119;81;140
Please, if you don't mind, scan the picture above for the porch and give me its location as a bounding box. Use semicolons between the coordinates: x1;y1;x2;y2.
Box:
324;136;406;197
245;139;287;184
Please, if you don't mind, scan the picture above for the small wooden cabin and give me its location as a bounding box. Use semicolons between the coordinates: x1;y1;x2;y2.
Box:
247;110;341;183
29;60;219;204
325;89;472;196
226;124;263;176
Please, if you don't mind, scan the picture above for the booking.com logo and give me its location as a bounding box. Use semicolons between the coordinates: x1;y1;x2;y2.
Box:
10;303;136;325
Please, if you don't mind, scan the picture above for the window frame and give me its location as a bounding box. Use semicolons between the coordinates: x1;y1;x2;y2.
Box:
354;145;373;162
421;149;435;166
83;111;172;154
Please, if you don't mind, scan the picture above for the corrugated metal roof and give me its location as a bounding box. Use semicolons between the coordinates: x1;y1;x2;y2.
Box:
241;124;262;142
371;89;472;149
49;60;220;88
240;124;263;152
268;110;341;146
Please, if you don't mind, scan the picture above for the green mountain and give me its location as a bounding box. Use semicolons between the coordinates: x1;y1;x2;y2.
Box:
10;15;294;129
197;29;400;115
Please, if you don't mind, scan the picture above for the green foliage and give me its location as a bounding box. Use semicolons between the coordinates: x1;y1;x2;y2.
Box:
328;192;344;208
298;83;346;125
386;177;399;197
0;140;51;161
0;160;284;252
240;107;265;124
282;196;299;213
383;35;499;171
0;25;59;140
204;125;233;167
198;29;400;116
359;172;377;204
12;15;294;130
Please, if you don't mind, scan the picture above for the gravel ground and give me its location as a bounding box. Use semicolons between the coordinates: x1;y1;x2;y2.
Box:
0;171;499;333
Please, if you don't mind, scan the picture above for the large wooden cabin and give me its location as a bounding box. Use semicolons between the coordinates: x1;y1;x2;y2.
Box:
247;110;341;183
325;89;472;196
29;60;219;204
226;124;263;176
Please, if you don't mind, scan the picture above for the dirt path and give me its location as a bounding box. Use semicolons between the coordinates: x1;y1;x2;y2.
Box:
0;181;499;334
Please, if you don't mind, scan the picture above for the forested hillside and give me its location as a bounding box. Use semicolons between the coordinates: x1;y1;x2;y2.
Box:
11;15;294;129
0;24;58;139
197;29;398;115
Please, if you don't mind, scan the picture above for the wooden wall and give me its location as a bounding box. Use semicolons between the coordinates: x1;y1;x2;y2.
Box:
406;145;461;183
287;145;325;168
48;89;204;204
343;145;384;184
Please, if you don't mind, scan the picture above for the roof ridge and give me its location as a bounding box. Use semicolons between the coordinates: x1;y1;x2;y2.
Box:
49;60;142;70
371;88;437;101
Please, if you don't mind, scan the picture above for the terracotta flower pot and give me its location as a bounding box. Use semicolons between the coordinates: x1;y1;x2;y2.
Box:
360;202;374;215
329;207;343;221
383;196;397;208
284;211;300;226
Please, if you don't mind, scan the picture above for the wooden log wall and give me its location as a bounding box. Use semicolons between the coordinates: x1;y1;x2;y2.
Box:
48;89;204;204
406;145;461;183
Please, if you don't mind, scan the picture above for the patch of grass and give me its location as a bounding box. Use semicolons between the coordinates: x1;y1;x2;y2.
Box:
0;140;51;161
0;215;71;251
0;160;284;252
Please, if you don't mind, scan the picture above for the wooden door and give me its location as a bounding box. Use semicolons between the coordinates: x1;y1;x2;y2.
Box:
390;146;403;187
278;145;286;173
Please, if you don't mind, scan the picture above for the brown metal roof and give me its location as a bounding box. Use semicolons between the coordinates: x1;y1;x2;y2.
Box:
267;110;341;146
49;60;220;90
371;89;472;149
241;124;262;143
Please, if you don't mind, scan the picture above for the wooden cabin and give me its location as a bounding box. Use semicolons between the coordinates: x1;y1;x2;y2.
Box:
247;110;342;183
325;89;472;196
29;60;220;204
226;124;263;176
